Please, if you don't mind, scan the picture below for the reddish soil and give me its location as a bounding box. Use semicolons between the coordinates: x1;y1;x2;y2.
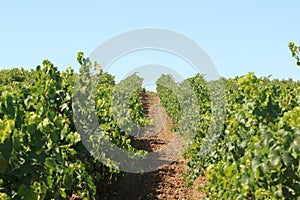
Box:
97;92;206;199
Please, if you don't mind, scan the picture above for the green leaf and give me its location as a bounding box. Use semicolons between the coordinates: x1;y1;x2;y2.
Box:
0;193;10;200
50;131;59;143
269;149;281;167
293;135;300;148
0;119;15;144
0;156;8;172
45;158;55;170
282;152;293;166
252;155;262;170
42;118;50;127
60;188;67;198
64;173;73;190
17;184;37;200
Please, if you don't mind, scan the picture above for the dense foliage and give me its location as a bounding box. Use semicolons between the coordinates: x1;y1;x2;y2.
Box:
0;68;33;86
157;72;300;199
1;42;299;199
0;54;148;199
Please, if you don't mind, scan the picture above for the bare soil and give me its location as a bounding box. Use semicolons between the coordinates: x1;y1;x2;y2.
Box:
97;92;206;200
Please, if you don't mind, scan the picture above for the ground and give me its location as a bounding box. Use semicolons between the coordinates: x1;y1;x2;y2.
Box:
88;92;206;200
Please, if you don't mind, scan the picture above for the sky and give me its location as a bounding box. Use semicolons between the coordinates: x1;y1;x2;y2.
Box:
1;1;300;83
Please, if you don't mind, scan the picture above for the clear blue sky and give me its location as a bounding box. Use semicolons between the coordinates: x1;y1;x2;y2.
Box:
1;1;300;80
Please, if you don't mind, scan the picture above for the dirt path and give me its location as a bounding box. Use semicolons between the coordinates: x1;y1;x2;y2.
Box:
99;92;206;200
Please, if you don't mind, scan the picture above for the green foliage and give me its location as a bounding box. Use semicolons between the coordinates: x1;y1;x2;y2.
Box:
0;53;148;199
201;74;300;199
289;42;300;66
1;42;299;199
156;75;181;130
157;72;300;199
0;60;97;199
73;54;149;173
0;68;33;86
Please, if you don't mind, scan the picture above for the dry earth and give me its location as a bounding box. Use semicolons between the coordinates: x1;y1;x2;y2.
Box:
93;92;206;200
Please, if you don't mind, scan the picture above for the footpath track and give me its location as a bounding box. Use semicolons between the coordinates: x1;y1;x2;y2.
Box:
99;92;205;200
